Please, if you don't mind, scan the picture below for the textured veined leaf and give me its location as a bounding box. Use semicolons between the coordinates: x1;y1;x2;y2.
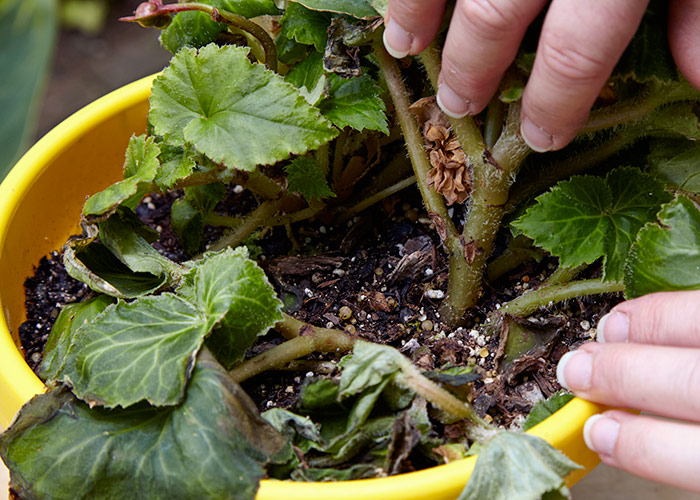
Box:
58;294;209;408
457;432;581;500
150;44;338;172
338;340;405;397
513;168;671;281
625;197;700;297
648;140;700;193
189;247;283;368
0;352;286;500
280;2;331;52
285;157;335;201
319;74;389;133
39;296;116;382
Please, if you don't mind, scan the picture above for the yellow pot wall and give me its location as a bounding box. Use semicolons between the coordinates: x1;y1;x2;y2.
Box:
0;76;605;499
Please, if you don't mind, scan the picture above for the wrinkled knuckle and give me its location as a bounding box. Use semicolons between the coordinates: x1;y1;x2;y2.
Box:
461;0;520;39
539;38;609;84
616;421;656;474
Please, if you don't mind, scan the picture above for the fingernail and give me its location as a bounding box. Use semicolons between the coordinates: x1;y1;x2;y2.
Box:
520;117;554;152
556;351;592;391
583;414;620;457
383;18;413;59
437;83;471;118
597;311;629;343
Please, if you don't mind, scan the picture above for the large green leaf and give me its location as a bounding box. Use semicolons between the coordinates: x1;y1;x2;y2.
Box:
457;432;581;500
39;296;115;382
153;143;197;190
290;0;379;19
58;294;209;408
149;44;338;172
281;2;331;52
648;140;700;193
83;135;161;216
319;74;389;133
191;247;283;368
0;352;286;500
0;0;57;179
513;168;671;281
625;197;700;297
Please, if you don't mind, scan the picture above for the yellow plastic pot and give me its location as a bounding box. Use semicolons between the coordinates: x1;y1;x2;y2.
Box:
0;75;605;499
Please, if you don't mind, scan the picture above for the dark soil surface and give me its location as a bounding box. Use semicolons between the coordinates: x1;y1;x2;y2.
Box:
18;184;621;429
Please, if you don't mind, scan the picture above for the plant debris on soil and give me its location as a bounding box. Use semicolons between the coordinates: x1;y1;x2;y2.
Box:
18;186;621;429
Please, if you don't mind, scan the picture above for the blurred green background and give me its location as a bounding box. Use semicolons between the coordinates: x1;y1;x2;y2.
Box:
0;0;168;180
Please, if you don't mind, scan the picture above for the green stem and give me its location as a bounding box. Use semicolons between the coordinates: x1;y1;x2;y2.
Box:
342;175;417;219
581;80;700;135
486;236;543;283
500;279;624;317
230;317;355;382
398;357;492;432
374;40;457;237
507;129;637;212
208;196;291;251
202;213;243;228
161;3;277;71
544;264;588;286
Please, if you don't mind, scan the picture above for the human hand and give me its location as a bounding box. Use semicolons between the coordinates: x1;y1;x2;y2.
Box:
382;0;700;152
556;290;700;493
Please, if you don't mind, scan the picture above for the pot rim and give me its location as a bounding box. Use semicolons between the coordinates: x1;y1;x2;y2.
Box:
0;74;606;500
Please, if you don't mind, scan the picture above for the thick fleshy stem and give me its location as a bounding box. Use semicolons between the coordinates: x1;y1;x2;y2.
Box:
122;1;277;71
500;279;624;318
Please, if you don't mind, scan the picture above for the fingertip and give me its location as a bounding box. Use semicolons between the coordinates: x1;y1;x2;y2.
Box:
583;413;620;457
436;83;472;118
520;116;554;153
383;18;412;59
596;311;629;343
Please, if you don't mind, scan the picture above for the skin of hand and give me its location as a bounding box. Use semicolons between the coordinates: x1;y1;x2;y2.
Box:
382;0;700;152
556;290;700;493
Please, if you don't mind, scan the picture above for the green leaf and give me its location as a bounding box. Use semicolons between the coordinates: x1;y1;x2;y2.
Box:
153;143;196;190
612;1;677;84
319;74;389;133
281;2;331;52
648;140;700;193
292;464;379;481
63;223;168;298
285;50;326;105
285;157;335;201
70;242;168;298
521;391;574;432
457;432;581;500
625;197;700;297
171;198;205;255
39;296;115;382
83;135;161;216
0;351;286;500
186;182;228;212
299;377;341;410
345;376;389;432
159;0;281;53
513;168;671;281
58;294;209;408
190;247;283;368
338;340;405;398
0;0;57;179
290;0;379;19
262;407;324;444
159;11;226;54
646;103;700;141
371;0;387;17
150;44;338;172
